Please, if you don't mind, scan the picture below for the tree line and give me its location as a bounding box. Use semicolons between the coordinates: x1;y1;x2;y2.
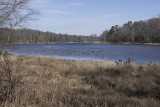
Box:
1;17;160;44
100;17;160;43
0;28;98;43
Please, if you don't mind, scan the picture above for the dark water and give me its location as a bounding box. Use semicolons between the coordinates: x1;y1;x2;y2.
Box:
7;43;160;63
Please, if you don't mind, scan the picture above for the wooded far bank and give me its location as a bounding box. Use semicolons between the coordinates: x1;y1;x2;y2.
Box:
0;17;160;44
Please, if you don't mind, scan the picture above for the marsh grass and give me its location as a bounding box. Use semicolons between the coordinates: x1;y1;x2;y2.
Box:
0;55;160;106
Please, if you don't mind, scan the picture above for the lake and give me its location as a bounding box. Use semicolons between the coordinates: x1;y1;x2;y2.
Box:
7;43;160;63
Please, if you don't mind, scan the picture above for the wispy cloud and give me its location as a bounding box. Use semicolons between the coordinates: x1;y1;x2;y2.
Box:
43;9;74;15
30;1;83;15
69;2;84;6
99;14;123;19
31;0;53;8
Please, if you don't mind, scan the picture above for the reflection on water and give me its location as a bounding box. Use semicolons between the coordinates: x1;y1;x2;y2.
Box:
8;43;160;63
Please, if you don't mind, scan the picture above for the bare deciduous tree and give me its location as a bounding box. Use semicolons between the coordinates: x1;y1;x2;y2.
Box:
0;0;37;58
0;0;37;105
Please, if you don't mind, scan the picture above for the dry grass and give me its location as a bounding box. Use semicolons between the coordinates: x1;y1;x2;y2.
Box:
0;55;160;107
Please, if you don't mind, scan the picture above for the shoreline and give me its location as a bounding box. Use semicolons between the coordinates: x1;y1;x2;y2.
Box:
93;42;160;46
1;42;160;46
0;42;92;45
5;54;160;64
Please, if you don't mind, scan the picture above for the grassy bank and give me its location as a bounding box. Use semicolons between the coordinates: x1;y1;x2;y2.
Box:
0;55;160;106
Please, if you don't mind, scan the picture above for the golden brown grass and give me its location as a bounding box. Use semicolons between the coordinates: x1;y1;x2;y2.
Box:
0;55;160;107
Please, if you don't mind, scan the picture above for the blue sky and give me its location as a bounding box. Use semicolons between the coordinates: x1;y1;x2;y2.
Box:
28;0;160;36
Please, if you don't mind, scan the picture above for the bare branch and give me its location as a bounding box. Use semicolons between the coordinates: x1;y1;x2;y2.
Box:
0;0;38;58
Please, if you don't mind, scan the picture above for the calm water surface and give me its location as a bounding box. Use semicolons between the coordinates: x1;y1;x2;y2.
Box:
7;43;160;63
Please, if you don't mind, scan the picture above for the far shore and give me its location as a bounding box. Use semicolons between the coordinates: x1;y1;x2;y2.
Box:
93;42;160;46
1;42;160;46
0;42;91;45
